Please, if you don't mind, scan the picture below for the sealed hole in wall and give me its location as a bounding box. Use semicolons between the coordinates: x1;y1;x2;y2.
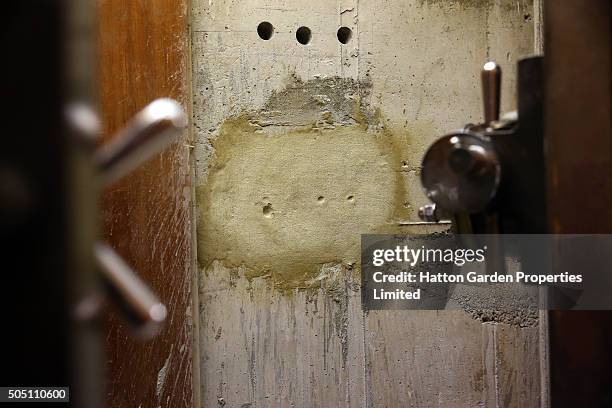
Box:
337;27;352;44
263;203;274;217
257;22;274;40
296;26;311;45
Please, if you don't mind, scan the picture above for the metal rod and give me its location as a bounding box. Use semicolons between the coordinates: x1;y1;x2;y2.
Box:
94;98;187;186
482;61;501;124
94;242;167;339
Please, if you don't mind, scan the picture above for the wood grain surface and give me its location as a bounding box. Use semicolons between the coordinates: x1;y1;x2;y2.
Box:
545;1;612;407
96;0;194;406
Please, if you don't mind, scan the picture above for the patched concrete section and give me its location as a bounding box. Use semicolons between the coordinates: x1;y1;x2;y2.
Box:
197;77;411;285
256;76;378;128
417;0;492;8
450;283;539;327
197;123;396;283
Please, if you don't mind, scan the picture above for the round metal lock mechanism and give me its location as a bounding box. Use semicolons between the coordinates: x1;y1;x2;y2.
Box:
421;132;500;214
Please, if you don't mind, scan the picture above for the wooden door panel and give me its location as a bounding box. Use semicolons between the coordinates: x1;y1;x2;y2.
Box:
96;1;194;407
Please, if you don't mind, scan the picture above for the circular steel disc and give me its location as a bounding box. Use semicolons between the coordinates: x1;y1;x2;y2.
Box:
421;132;500;214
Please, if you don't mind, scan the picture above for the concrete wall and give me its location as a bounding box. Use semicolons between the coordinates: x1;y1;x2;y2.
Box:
191;0;539;406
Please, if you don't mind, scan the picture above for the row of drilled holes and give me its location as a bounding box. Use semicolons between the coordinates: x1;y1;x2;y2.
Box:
257;22;352;45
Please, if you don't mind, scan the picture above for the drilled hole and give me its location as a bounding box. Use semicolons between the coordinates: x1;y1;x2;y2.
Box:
296;26;312;45
257;22;274;40
337;27;352;44
263;203;274;217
